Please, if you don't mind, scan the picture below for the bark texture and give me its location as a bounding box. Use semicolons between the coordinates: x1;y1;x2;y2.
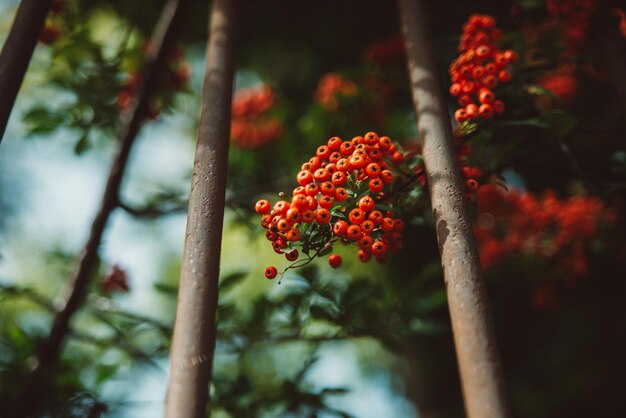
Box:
164;0;237;416
398;0;513;417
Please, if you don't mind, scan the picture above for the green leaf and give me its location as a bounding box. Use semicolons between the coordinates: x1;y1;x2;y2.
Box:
219;271;247;292
154;282;178;295
95;364;119;385
309;304;336;322
23;106;66;136
541;109;577;139
526;84;558;98
414;289;448;313
74;134;90;155
409;318;447;335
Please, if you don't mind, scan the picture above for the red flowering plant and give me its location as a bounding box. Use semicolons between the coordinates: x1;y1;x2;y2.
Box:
231;83;283;149
253;129;492;281
449;14;518;127
475;184;616;275
546;0;596;53
309;71;395;133
255;132;425;280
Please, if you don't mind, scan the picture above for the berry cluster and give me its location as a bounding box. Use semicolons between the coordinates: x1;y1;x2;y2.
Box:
231;84;283;149
314;73;358;112
117;45;192;119
449;14;518;124
547;0;596;52
535;63;578;103
256;132;414;280
100;264;130;293
474;185;615;276
362;38;405;65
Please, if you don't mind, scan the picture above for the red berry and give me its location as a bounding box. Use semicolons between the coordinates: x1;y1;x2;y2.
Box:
357;249;371;263
301;210;314;223
349;208;366;224
315;208;331;224
369;178;384;193
455;108;468;123
327;136;342;150
318;195;334;209
317;145;331;160
479;103;493;119
392;151;405;164
466;179;479;191
285;207;301;222
347;224;362;240
493;100;505;114
478;89;495;104
286;228;301;241
264;266;278;279
365;163;381;178
285;249;299;261
358;196;375;212
40;25;62;45
273;200;290;215
255;199;271;214
380;170;394;184
313;168;330;182
328;254;343;268
335;187;348;202
449;83;461;96
333;220;349;236
465;104;479;120
332;171;347;186
297;170;314;186
361;220;375;234
498;69;512;83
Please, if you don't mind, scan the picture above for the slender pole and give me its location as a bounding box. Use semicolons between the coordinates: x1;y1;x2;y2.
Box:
164;0;237;416
6;1;188;416
397;1;513;417
0;0;52;143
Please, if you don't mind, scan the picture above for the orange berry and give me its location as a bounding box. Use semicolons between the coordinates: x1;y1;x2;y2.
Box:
335;187;348;202
255;199;271;214
264;266;278;279
479;103;493;119
347;224;362;240
328;254;342;268
286;228;301;241
333;220;349;236
315;208;331;224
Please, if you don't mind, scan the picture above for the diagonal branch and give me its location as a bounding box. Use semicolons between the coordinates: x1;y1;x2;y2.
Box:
0;0;52;143
397;0;513;417
164;0;238;417
7;1;189;416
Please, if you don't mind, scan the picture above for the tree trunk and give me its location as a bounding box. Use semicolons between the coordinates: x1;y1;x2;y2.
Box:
397;0;513;417
0;0;52;143
164;0;237;417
